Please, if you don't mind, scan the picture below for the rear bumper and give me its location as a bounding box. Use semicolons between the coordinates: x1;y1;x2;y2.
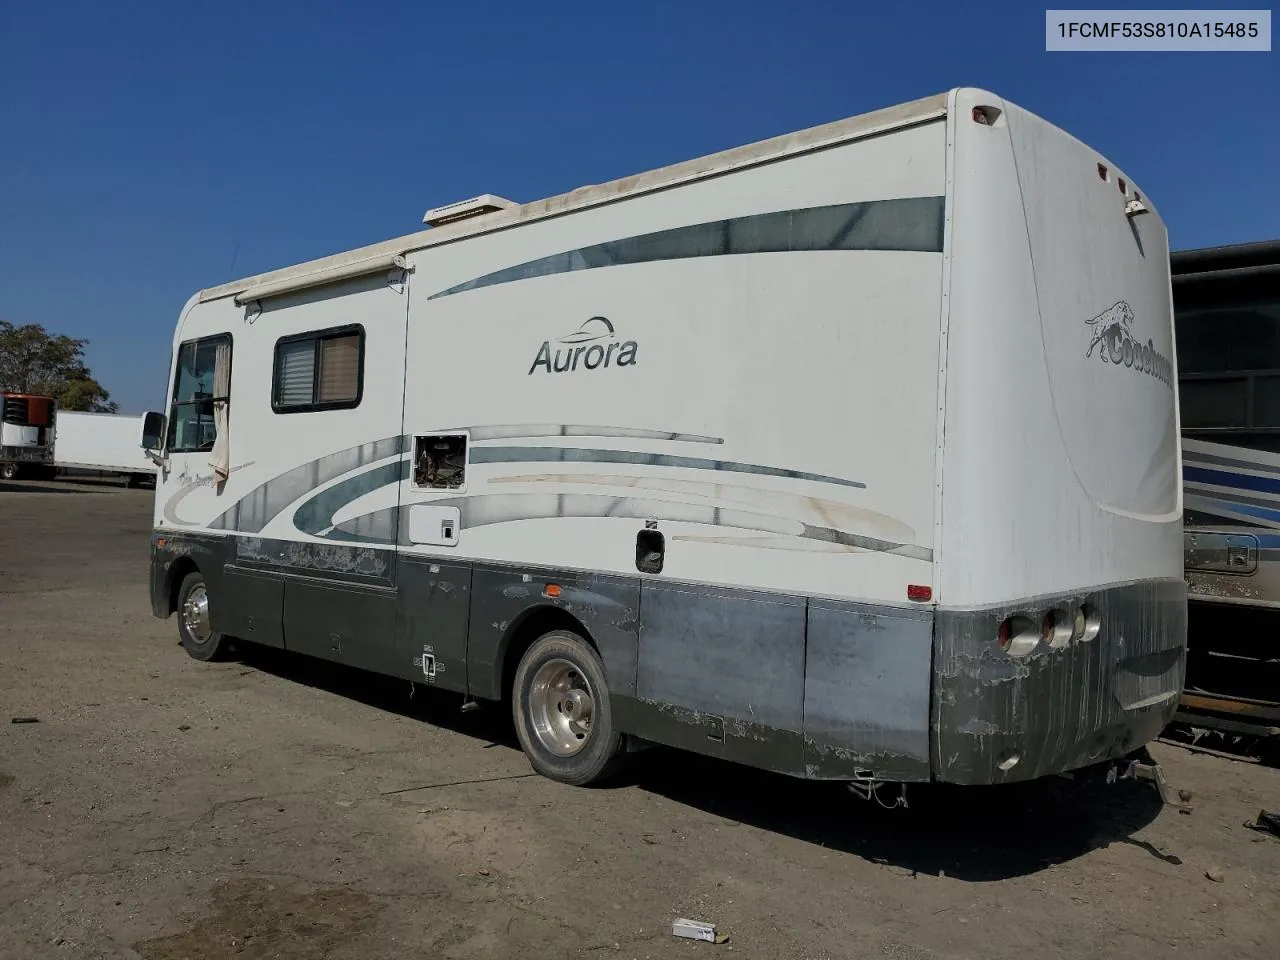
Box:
931;578;1186;784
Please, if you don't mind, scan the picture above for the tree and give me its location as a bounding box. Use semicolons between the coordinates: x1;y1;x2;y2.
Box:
0;321;118;413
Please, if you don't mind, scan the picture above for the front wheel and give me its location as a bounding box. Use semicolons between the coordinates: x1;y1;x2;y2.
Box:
176;571;232;662
512;630;625;786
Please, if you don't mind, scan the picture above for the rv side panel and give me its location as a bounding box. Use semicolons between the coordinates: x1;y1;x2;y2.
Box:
395;120;947;775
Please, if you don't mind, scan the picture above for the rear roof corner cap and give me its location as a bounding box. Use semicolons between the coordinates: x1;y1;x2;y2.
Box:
949;87;1006;110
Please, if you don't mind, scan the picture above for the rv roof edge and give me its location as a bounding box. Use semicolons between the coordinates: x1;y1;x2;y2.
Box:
196;90;950;305
1171;262;1280;286
1171;239;1280;274
227;252;410;306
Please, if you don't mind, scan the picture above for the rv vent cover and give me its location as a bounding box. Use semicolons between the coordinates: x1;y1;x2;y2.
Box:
422;194;517;227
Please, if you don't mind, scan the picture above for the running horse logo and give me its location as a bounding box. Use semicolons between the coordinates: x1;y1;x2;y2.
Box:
1085;300;1136;360
1084;300;1172;386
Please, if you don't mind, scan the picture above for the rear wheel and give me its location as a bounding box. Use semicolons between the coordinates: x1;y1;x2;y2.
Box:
1;463;20;480
176;571;231;662
512;630;625;785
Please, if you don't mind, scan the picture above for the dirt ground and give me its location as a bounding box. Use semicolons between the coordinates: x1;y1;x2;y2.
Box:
1;479;1277;960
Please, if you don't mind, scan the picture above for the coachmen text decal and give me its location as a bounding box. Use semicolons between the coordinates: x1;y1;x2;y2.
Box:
1084;300;1171;387
529;316;638;375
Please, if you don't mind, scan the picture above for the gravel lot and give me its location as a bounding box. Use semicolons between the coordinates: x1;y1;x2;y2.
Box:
1;479;1277;959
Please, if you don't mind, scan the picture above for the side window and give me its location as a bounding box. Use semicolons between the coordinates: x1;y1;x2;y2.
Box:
1179;378;1248;429
1176;295;1280;432
272;325;364;413
414;434;467;489
167;334;232;453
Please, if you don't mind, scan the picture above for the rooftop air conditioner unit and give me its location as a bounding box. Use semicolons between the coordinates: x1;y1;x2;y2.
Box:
422;194;517;227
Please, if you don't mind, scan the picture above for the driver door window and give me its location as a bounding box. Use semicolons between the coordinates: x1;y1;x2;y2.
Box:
167;334;232;453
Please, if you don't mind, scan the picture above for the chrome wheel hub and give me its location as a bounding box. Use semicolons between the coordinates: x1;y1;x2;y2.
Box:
181;585;212;643
528;658;596;757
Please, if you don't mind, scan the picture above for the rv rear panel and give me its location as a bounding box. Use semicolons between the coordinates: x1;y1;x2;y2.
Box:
932;89;1184;782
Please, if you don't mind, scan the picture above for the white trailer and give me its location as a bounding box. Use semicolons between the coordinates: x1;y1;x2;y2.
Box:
54;411;156;486
142;88;1186;790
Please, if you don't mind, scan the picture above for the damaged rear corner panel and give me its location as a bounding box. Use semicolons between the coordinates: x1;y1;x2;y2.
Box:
930;579;1186;785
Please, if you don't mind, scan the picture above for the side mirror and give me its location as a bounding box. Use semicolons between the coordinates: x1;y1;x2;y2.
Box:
140;411;166;454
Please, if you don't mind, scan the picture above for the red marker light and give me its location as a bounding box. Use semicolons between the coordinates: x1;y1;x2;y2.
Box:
907;584;932;602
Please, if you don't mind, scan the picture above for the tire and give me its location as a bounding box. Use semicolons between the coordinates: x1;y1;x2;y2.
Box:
512;630;625;786
1;463;20;480
176;571;231;662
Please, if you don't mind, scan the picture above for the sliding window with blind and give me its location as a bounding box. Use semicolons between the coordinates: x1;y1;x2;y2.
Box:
272;325;365;413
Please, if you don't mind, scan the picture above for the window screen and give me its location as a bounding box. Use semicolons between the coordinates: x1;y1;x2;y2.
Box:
318;335;360;403
272;326;363;412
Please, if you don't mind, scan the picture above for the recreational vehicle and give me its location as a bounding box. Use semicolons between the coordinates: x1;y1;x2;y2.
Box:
1174;240;1280;733
144;88;1186;790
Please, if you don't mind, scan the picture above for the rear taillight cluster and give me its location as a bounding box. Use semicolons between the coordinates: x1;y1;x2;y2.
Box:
996;605;1100;657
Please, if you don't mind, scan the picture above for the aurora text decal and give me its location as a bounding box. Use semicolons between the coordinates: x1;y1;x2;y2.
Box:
1084;300;1172;387
529;316;638;375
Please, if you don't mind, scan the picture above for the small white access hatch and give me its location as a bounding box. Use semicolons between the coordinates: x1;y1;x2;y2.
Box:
409;504;461;547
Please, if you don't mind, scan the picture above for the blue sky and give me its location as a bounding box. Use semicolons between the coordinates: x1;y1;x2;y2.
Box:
1;1;1276;413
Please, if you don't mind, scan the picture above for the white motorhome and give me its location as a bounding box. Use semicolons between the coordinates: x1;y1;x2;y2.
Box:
144;88;1186;789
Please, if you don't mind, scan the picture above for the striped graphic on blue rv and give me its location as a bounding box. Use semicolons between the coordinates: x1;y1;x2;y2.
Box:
1183;438;1280;531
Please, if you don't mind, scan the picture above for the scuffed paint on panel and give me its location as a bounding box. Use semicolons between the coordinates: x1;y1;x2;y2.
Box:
931;579;1186;784
635;582;807;774
466;568;641;702
236;536;394;583
803;598;933;782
